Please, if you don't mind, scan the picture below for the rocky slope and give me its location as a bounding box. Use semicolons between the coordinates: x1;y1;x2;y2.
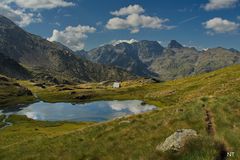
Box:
0;15;134;82
0;53;31;79
83;40;240;80
86;42;159;77
0;75;34;107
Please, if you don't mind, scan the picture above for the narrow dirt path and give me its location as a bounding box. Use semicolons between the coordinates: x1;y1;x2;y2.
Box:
205;109;215;136
203;106;228;160
215;143;228;160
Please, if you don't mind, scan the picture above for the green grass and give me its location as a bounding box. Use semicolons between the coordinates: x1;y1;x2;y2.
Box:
18;64;240;108
209;96;240;159
0;115;93;149
0;100;223;159
0;65;239;159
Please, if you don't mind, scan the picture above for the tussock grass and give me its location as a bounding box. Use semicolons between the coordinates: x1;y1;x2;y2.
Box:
0;65;239;159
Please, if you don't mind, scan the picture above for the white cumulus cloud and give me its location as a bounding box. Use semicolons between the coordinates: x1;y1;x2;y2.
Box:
106;17;129;30
110;4;145;16
106;4;173;34
3;0;75;10
0;0;74;27
203;17;239;34
203;0;238;11
47;25;96;51
0;3;42;27
108;100;156;114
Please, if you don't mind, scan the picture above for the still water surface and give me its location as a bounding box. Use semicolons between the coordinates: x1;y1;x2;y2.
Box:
0;100;156;122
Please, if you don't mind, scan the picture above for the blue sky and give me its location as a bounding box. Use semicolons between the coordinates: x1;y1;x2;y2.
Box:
0;0;240;51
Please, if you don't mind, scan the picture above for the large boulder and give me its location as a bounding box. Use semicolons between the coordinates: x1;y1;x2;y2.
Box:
156;129;197;152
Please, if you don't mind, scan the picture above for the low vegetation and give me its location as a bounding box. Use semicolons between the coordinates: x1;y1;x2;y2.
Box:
0;65;239;159
0;115;5;128
0;75;35;107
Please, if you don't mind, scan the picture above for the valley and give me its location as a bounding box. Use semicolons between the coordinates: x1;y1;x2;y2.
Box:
0;2;239;159
0;65;239;159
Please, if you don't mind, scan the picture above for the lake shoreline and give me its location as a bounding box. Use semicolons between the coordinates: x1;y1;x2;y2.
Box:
0;115;12;129
0;100;157;123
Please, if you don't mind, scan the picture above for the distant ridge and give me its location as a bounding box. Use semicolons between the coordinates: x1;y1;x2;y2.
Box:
81;40;240;80
0;15;135;82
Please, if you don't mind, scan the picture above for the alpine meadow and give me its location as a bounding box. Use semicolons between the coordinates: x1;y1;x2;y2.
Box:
0;0;239;160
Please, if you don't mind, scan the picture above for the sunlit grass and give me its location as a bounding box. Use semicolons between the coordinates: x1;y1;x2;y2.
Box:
0;65;239;159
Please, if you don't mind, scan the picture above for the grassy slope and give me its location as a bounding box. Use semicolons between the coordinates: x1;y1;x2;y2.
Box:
0;65;239;160
0;115;93;149
18;64;239;107
0;75;35;107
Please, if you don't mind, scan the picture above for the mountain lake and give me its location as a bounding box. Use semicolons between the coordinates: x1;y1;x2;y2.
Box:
0;100;157;122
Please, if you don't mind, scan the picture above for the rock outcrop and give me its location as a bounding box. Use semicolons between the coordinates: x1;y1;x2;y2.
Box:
156;129;198;152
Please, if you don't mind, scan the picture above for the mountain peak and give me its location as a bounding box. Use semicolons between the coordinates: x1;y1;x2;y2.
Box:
168;40;183;49
0;15;134;82
229;48;239;53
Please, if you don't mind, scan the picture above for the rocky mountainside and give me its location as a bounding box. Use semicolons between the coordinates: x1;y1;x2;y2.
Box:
83;40;240;80
150;46;240;80
86;41;163;77
0;15;134;82
0;52;31;79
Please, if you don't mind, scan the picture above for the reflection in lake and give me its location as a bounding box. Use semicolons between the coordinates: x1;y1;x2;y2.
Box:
0;100;156;122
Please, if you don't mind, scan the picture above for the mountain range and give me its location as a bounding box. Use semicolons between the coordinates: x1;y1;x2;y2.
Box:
0;15;239;83
0;15;134;83
79;39;240;80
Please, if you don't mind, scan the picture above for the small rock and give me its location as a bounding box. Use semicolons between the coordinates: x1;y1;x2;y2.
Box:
0;76;9;82
25;89;33;96
58;87;73;91
74;95;91;100
34;83;46;89
69;91;77;95
156;129;197;152
176;108;184;112
118;120;131;125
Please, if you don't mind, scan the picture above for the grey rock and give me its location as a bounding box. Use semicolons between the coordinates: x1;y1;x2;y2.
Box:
118;120;131;125
156;129;197;152
0;15;135;82
0;52;31;79
85;40;163;77
81;39;240;81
